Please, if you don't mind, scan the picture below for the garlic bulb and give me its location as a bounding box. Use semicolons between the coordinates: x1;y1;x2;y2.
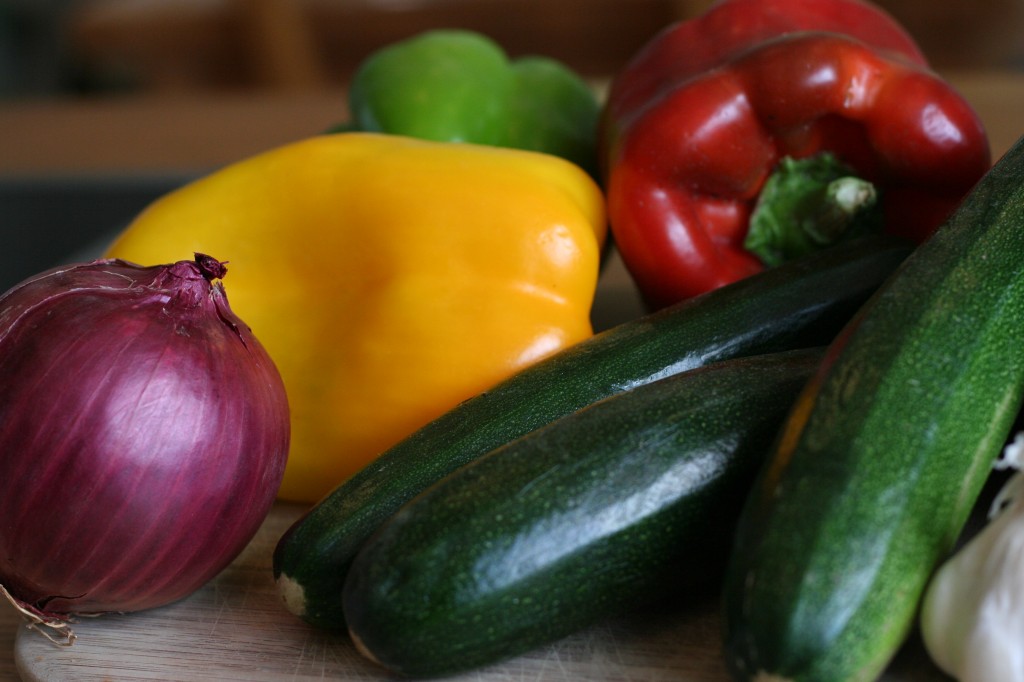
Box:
920;433;1024;681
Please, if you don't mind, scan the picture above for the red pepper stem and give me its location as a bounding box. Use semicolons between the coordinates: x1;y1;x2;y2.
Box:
745;153;882;267
829;177;877;225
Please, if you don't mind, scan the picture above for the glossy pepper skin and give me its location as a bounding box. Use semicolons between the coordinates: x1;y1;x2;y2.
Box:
345;29;601;176
600;0;991;309
105;133;606;503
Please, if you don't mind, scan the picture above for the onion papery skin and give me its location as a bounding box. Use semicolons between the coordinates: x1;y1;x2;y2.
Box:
0;256;289;619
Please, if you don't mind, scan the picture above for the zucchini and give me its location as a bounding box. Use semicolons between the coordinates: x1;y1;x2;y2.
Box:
723;137;1024;681
344;349;823;677
273;235;910;631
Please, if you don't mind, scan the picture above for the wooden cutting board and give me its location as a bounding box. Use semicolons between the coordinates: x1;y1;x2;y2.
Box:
12;502;952;682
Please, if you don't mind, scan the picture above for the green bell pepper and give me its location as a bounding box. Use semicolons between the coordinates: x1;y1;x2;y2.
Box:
342;30;600;176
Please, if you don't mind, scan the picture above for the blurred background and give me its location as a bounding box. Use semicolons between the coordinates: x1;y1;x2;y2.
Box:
0;0;1021;294
2;0;1022;97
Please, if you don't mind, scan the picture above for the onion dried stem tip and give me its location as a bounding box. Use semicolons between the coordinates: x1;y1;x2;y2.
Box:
194;253;228;281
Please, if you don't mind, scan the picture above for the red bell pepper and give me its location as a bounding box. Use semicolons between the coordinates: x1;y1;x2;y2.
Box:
600;0;991;309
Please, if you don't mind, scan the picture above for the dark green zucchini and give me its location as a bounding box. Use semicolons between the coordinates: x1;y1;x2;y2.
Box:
723;137;1024;681
344;349;823;677
273;235;910;631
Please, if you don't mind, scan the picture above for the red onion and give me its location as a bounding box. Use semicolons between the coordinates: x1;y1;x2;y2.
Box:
0;254;289;639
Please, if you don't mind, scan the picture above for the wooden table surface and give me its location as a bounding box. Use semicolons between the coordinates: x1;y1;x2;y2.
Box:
0;70;1021;680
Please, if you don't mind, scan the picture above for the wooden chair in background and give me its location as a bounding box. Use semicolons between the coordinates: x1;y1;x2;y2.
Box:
66;0;1023;95
68;0;689;92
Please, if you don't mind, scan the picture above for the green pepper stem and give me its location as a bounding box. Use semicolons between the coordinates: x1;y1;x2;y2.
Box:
745;153;883;267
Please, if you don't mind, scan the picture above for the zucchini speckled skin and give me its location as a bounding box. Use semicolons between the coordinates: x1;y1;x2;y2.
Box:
274;236;909;631
344;350;822;677
723;137;1024;682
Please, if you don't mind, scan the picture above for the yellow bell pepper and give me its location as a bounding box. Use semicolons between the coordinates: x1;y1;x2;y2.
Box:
105;132;606;503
